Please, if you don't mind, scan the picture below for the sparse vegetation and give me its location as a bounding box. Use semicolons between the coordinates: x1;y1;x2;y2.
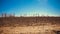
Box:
0;17;60;27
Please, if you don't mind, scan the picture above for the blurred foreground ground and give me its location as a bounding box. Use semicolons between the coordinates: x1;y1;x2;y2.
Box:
0;17;60;34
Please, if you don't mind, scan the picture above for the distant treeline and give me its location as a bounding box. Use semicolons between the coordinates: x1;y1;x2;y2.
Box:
0;13;15;17
0;13;60;17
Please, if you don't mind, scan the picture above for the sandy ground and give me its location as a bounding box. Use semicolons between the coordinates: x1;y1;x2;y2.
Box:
0;24;60;34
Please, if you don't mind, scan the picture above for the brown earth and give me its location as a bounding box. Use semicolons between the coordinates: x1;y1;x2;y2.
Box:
0;17;60;34
0;17;60;26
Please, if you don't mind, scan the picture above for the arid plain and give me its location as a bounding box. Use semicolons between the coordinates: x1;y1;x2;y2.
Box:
0;17;60;34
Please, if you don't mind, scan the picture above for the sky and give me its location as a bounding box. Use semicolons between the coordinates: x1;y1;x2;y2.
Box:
0;0;60;16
